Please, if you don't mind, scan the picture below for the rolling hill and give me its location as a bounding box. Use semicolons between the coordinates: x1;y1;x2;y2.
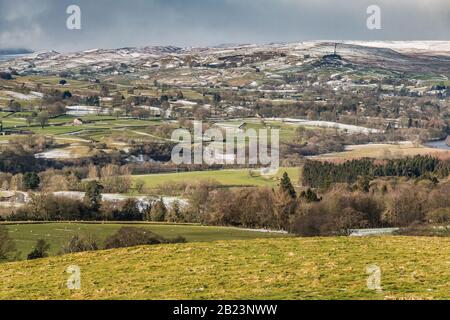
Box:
2;41;449;79
1;236;449;300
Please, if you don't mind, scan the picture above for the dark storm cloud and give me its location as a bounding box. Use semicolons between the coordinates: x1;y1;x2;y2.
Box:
0;0;449;51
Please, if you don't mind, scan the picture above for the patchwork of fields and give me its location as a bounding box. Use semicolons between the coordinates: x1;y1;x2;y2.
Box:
0;112;162;141
1;236;449;300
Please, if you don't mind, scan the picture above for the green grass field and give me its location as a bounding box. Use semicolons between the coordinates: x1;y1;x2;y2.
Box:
0;236;449;300
215;119;301;143
4;223;287;259
133;168;300;190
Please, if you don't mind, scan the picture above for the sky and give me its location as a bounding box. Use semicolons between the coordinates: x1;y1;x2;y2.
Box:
0;0;449;52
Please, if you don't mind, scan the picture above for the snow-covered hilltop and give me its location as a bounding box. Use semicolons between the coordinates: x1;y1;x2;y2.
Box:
1;41;449;85
343;41;450;54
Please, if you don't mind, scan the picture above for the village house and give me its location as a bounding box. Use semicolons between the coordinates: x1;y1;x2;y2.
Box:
73;118;83;126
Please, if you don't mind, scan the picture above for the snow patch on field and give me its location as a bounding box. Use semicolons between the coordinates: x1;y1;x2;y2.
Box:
344;141;412;150
237;228;289;234
35;149;73;159
2;91;42;101
52;191;188;209
66;105;109;116
269;118;382;134
350;228;399;237
173;100;197;106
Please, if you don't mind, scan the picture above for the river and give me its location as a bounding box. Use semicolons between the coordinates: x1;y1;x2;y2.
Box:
424;137;450;150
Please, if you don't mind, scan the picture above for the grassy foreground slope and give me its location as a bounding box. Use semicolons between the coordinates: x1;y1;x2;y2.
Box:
1;237;449;300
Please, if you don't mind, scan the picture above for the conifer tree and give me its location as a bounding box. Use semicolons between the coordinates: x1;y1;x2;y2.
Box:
280;172;296;199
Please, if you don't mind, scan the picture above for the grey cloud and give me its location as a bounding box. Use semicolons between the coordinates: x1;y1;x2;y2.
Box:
0;0;449;52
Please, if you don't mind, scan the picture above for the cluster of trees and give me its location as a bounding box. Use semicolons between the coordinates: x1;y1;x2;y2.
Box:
10;193;95;221
129;141;176;162
0;136;56;174
302;155;450;188
294;179;450;236
0;146;40;174
103;227;186;249
149;175;449;237
5;180;174;223
282;127;424;158
2;171;450;246
0;225;17;262
2;174;299;231
59;227;185;255
176;172;450;235
293;190;383;236
176;173;301;230
0;163;132;194
1;168;82;192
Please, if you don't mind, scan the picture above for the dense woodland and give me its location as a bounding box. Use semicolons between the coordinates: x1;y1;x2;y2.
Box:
302;155;450;188
1;169;449;238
